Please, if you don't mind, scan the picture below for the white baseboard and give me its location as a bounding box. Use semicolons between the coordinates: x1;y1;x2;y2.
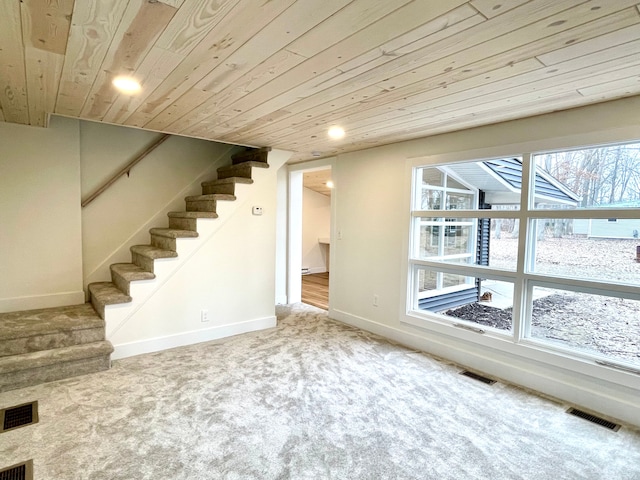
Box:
330;308;640;429
0;290;86;313
111;315;277;360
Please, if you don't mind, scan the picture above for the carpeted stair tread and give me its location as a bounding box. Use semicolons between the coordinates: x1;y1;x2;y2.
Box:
184;193;236;202
217;162;269;180
167;211;219;219
0;341;114;374
111;263;156;284
88;282;132;305
0;304;103;342
149;228;199;238
201;177;253;188
130;245;178;259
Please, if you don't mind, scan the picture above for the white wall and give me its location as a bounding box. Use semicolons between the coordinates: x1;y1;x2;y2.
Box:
302;187;330;273
0;116;85;312
80;121;238;290
328;95;640;427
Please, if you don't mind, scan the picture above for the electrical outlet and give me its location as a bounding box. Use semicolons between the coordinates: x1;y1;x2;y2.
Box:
201;309;209;322
373;294;379;307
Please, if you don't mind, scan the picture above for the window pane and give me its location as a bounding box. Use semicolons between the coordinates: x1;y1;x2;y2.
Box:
415;268;514;331
415;268;474;300
533;143;640;210
529;287;640;365
420;189;442;210
421;168;443;186
530;219;640;285
490;218;519;270
446;192;474;210
416;217;519;271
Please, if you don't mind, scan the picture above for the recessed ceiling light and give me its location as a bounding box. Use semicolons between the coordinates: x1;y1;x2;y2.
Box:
112;76;141;94
328;126;345;139
326;180;334;189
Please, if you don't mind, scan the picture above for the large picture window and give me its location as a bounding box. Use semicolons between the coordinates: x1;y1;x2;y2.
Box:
408;143;640;370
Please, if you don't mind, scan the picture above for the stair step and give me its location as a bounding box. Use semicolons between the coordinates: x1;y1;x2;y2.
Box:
185;193;236;212
130;245;178;272
0;304;105;357
149;228;199;251
231;146;271;165
110;263;156;295
201;177;253;195
148;228;199;238
167;211;220;219
217;161;269;180
167;211;219;231
88;282;132;319
0;341;113;392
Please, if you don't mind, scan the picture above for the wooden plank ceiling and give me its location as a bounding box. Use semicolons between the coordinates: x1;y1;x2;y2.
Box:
1;0;640;161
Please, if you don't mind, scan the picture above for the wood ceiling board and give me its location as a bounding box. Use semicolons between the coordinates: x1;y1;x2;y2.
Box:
180;0;594;141
21;0;73;127
176;0;473;138
225;1;640;151
0;108;4;122
3;0;640;161
303;169;332;197
79;1;178;120
101;46;184;124
55;0;131;117
156;0;241;55
469;0;532;19
373;1;639;95
294;59;640;150
217;5;483;143
100;0;242;124
243;6;640;147
121;0;298;128
291;44;640;142
157;0;186;8
578;75;640;96
146;0;361;131
0;1;29;125
264;59;545;144
20;0;74;55
537;22;640;66
101;0;244;124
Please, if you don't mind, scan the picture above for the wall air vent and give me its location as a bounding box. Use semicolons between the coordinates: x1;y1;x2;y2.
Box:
1;401;38;433
0;459;33;480
567;408;620;431
459;370;496;385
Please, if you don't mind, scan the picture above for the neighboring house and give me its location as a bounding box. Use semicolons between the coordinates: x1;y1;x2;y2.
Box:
418;158;579;312
573;201;640;239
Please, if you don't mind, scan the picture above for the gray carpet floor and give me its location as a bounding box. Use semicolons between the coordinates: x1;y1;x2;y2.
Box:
1;303;639;479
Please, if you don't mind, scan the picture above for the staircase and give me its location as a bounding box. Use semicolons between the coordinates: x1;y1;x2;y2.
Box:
0;148;271;392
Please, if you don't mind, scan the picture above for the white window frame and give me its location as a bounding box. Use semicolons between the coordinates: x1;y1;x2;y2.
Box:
405;148;640;373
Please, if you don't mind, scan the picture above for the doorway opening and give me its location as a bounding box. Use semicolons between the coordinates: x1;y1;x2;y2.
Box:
288;163;333;310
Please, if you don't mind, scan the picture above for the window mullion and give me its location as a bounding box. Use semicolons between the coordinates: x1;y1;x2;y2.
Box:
512;153;534;342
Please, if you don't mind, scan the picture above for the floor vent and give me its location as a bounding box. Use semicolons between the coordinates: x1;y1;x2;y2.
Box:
567;408;620;431
1;402;38;433
0;459;33;480
459;370;496;385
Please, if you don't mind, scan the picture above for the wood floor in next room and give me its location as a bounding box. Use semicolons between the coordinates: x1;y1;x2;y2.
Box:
301;273;329;310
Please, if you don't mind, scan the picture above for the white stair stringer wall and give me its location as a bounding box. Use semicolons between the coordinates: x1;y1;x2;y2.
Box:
105;149;292;359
